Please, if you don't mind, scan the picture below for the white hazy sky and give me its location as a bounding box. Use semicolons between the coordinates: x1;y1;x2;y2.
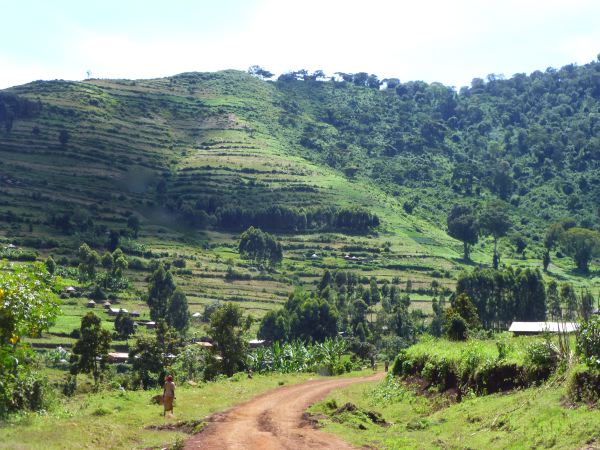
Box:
1;0;599;89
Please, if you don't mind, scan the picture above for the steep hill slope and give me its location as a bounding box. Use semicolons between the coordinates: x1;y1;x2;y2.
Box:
0;66;598;325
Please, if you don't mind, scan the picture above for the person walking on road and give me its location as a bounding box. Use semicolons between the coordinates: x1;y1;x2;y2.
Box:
163;375;176;417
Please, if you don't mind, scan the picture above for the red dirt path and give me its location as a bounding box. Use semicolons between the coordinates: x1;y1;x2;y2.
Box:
185;372;385;449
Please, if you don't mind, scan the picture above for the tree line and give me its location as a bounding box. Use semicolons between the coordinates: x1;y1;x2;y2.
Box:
171;201;380;233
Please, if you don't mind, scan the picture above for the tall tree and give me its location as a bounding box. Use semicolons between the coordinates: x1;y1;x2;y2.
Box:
559;227;600;273
290;298;339;342
127;215;140;238
479;200;511;269
208;303;251;376
560;283;578;320
257;310;290;342
77;243;100;282
147;263;176;321
71;312;111;385
514;268;546;321
114;310;135;341
447;204;479;261
580;290;595;322
547;280;561;319
238;226;283;268
166;288;190;333
129;335;163;389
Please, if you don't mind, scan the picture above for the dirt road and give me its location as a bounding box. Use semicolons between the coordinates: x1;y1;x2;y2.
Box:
185;372;385;450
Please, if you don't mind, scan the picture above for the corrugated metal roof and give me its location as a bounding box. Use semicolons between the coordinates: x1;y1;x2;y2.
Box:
508;321;579;333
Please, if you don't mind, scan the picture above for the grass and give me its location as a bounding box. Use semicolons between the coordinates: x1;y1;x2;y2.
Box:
310;370;600;449
0;372;316;450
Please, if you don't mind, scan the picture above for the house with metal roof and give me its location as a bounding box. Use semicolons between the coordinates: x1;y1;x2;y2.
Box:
509;321;578;335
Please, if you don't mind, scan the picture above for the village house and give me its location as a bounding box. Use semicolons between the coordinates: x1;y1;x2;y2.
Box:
509;321;579;335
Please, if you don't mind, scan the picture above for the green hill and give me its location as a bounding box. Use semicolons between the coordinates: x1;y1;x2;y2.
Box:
1;65;599;329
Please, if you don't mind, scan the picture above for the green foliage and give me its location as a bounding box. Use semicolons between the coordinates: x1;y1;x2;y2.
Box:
560;282;578;320
392;336;556;395
129;334;164;389
44;255;56;275
77;243;100;282
171;345;215;382
247;338;349;375
259;290;339;343
166;288;190;333
455;266;546;330
443;311;469;341
479;200;511;269
547;280;561;319
0;261;59;345
238;226;283;268
576;317;600;369
258;309;290;342
450;293;481;329
114;310;135;340
208;303;251;376
71;312;112;385
446;204;478;261
0;347;50;416
126;215;140;238
523;340;557;371
146;263;176;321
559;227;600;273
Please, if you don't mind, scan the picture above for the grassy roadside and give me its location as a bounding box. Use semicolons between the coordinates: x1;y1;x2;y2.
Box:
310;371;600;449
0;372;318;450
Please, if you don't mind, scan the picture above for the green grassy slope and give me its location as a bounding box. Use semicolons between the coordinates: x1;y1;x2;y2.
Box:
0;70;598;344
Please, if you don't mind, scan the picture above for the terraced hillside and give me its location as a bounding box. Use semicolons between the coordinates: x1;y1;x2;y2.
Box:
0;69;598;343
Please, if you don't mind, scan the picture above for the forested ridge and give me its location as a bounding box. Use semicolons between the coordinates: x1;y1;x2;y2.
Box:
271;59;600;247
3;59;600;242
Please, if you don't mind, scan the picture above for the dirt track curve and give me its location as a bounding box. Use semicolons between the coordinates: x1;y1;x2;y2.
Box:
185;372;385;450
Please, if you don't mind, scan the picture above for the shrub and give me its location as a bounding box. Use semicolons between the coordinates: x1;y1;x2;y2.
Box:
576;317;600;369
62;374;77;396
524;340;557;371
172;258;186;268
495;334;512;360
443;311;469;341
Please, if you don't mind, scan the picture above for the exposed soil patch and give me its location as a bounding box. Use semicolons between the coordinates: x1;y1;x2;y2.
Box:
330;402;390;427
146;419;206;434
184;372;384;449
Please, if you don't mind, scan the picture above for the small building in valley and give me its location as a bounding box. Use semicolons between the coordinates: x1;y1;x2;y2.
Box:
108;352;130;363
107;308;128;316
509;321;579;335
86;300;96;308
248;339;266;348
64;286;77;296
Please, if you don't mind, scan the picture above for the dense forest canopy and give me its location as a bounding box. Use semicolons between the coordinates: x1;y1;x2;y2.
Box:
267;57;600;249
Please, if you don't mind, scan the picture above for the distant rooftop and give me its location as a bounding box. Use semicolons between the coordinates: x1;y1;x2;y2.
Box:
509;321;579;334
